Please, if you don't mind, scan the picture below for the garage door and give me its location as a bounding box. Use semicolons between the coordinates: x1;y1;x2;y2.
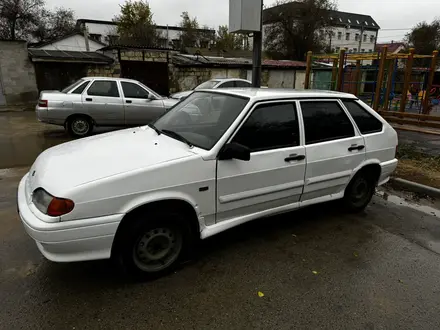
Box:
121;61;169;96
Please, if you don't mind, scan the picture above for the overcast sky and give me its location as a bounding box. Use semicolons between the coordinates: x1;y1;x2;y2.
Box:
44;0;439;42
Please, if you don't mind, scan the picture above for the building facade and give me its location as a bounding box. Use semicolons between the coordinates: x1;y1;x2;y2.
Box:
262;4;380;54
75;19;216;49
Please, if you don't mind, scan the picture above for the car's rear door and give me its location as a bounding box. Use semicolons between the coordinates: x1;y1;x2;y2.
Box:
216;101;306;223
298;99;366;204
121;81;166;125
82;80;124;125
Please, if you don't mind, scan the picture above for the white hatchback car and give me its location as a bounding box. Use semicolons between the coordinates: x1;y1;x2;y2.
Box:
18;89;398;278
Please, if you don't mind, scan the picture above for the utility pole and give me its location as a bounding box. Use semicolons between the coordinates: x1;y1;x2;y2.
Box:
358;26;364;52
83;24;90;52
252;0;264;87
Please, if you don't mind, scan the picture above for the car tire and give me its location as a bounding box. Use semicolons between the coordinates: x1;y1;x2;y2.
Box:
343;171;377;213
116;211;192;280
67;116;93;137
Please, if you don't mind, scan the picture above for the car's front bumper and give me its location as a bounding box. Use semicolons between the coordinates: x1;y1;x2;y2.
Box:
17;174;123;262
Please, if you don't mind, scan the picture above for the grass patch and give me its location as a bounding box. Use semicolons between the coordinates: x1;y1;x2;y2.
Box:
395;144;440;189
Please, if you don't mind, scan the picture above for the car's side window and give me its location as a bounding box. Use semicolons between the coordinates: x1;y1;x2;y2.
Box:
121;82;149;99
71;81;90;94
232;102;299;152
87;81;120;97
235;81;252;87
343;100;383;134
219;81;235;88
300;101;355;145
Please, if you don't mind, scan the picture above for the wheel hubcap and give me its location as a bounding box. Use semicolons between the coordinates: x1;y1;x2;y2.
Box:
133;227;182;272
72;119;89;135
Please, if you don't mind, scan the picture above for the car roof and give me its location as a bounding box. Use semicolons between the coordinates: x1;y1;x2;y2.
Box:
209;78;251;83
81;77;141;83
195;88;357;100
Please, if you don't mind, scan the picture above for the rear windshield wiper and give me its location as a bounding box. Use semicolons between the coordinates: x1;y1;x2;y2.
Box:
148;123;161;135
161;129;193;147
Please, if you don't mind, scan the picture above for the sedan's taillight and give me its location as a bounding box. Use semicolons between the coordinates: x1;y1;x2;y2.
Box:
38;100;48;107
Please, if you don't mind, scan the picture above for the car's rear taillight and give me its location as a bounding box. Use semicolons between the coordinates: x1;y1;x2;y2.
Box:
47;197;75;217
38;100;48;107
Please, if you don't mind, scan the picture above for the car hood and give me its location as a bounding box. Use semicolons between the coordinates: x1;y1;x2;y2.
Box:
170;91;192;99
27;127;196;196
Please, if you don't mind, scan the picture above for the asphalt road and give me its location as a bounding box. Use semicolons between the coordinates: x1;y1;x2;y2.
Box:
1;112;440;329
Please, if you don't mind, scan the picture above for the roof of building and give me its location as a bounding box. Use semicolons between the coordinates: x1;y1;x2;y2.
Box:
375;42;406;53
196;88;357;100
99;43;173;51
263;2;380;30
28;32;107;49
172;54;307;69
76;19;215;33
28;49;113;64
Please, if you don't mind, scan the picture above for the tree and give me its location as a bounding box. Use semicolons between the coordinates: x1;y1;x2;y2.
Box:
264;0;337;60
0;0;44;40
32;8;76;43
215;25;247;51
179;11;199;49
405;20;440;55
114;0;159;46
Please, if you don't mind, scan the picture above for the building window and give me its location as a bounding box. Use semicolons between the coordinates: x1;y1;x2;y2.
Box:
369;49;373;52
337;32;342;40
89;34;102;43
346;33;350;41
363;34;367;42
106;35;119;45
370;35;375;43
353;48;357;52
365;21;369;25
355;33;359;41
335;47;340;53
356;20;360;24
361;49;365;52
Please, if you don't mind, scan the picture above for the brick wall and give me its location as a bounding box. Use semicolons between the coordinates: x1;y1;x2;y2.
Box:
0;41;38;105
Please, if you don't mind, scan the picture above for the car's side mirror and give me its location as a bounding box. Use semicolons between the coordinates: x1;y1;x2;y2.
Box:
219;142;251;161
147;94;156;101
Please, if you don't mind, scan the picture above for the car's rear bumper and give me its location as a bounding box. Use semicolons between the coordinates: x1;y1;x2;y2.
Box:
378;158;398;185
18;174;123;262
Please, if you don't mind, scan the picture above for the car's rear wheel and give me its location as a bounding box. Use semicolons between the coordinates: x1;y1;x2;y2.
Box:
116;211;191;279
343;171;377;212
67;116;93;137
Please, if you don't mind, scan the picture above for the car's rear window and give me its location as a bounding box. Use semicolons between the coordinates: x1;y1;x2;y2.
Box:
343;100;383;134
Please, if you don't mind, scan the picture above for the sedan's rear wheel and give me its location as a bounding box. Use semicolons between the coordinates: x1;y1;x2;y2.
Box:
343;171;376;212
67;116;93;137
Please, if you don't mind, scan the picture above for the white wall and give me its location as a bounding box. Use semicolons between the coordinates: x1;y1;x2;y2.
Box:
38;34;104;52
85;22;117;43
324;27;378;53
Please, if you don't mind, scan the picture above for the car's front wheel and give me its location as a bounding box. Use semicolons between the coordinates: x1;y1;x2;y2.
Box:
116;211;191;279
343;171;377;212
67;116;93;137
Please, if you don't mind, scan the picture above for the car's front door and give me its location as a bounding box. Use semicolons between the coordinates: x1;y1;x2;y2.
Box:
82;80;124;126
216;101;306;223
298;99;366;204
121;81;166;125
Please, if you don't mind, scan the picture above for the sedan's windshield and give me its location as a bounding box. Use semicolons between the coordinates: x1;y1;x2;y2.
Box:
61;79;85;93
194;80;220;90
154;92;249;150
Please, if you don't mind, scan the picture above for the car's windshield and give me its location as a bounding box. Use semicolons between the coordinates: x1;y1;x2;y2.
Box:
61;79;85;93
154;91;249;150
194;80;220;90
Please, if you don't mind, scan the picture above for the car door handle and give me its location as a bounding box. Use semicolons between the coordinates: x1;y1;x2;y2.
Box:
85;98;93;102
284;154;306;162
126;100;132;104
348;145;365;152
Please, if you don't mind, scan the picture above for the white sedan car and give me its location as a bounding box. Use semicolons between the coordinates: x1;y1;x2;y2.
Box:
170;78;252;100
18;89;398;278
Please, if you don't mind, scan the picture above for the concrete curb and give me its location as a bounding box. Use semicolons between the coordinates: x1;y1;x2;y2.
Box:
390;177;440;198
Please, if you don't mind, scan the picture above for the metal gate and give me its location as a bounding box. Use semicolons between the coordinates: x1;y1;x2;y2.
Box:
121;61;169;96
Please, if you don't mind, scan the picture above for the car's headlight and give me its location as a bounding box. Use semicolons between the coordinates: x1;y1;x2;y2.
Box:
32;188;75;217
